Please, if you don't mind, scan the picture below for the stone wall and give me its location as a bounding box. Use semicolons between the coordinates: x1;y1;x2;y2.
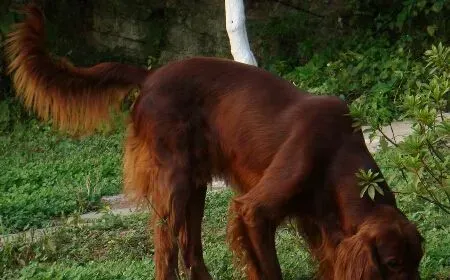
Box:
158;0;231;64
1;0;344;66
89;0;166;62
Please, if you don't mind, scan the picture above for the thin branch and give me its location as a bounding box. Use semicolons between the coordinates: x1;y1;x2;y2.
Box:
416;194;450;214
438;107;445;122
394;160;450;212
144;197;188;280
419;158;447;191
425;139;445;162
415;170;450;213
392;190;450;214
376;127;399;147
400;168;409;184
272;0;324;18
145;196;164;223
389;124;398;144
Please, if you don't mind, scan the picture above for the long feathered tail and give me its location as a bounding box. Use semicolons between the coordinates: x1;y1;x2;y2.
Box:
5;4;150;133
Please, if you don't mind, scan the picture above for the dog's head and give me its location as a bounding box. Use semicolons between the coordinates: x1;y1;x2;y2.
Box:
334;207;423;280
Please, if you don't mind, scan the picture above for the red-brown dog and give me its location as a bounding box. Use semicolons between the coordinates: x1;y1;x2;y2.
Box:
6;5;423;280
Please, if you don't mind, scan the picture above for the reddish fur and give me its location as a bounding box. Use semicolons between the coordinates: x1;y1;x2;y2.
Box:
7;4;424;280
5;4;149;133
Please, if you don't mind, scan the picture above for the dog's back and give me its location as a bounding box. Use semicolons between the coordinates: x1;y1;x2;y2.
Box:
132;57;354;192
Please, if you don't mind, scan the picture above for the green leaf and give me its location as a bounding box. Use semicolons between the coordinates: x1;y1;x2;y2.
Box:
356;169;365;179
360;185;370;198
395;10;408;30
374;177;385;183
352;121;362;132
431;2;444;13
368;186;376;200
417;0;428;9
374;184;385;196
427;25;437;37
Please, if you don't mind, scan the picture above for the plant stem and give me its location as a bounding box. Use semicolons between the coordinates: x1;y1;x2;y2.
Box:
419;158;447;193
416;194;450;214
414;170;450;213
389;124;397;143
426;139;444;162
377;127;398;147
144;197;188;280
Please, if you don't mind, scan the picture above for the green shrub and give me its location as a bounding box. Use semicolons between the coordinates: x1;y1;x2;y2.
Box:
343;0;450;41
284;35;429;122
352;43;449;213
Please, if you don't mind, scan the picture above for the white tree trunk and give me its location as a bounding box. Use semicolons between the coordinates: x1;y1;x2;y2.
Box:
225;0;257;66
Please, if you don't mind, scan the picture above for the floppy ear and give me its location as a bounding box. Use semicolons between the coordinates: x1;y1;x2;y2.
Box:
334;235;382;280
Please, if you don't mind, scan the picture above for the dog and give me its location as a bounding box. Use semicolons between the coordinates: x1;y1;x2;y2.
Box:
5;4;423;279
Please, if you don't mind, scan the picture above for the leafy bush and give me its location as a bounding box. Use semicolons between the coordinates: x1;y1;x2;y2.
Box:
344;0;450;41
284;35;429;122
355;43;449;213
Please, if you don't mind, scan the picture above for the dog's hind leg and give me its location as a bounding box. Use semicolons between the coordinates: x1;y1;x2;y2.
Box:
151;121;213;279
152;166;192;280
178;185;212;280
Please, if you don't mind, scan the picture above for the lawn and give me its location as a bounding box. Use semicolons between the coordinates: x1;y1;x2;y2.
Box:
1;190;314;280
0;122;124;234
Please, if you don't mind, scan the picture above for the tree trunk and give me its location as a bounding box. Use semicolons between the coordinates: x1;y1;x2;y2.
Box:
225;0;257;66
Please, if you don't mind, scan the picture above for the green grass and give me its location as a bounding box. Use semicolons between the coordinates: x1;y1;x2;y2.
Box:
1;189;449;279
0;121;124;234
0;191;314;279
